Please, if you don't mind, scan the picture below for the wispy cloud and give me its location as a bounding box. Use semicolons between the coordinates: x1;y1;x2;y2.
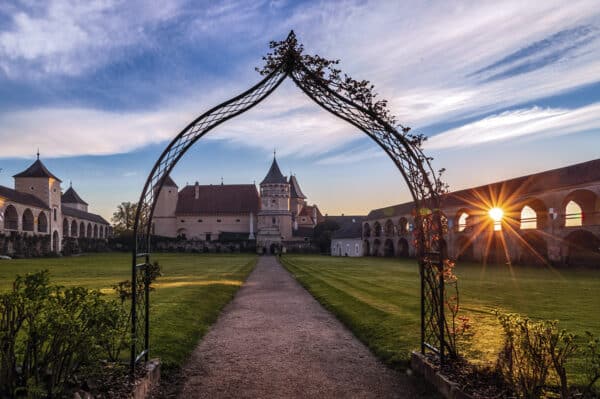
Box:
425;103;600;150
0;0;599;159
0;0;184;77
315;146;384;165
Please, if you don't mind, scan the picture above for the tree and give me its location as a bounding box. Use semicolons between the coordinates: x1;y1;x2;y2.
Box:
313;220;340;253
111;202;138;235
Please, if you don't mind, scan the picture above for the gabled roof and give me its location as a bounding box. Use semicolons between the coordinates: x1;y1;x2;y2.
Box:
331;216;366;239
289;175;306;199
298;205;325;223
62;207;110;225
176;184;260;215
260;157;287;185
62;187;88;205
0;185;49;209
13;159;62;182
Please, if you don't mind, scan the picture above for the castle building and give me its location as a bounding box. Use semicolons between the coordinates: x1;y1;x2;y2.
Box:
360;158;600;266
152;155;323;253
0;156;111;254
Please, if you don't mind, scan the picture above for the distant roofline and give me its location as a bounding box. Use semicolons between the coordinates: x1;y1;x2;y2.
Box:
367;158;600;217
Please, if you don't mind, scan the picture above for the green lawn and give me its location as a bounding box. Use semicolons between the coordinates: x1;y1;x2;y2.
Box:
0;252;257;369
281;254;600;387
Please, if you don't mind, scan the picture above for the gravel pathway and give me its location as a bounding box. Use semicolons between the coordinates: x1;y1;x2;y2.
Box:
178;256;436;398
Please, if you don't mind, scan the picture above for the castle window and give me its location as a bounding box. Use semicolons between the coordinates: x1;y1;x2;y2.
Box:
198;219;203;222
53;208;57;221
217;219;222;223
236;219;240;222
180;219;185;223
272;217;276;225
30;186;34;190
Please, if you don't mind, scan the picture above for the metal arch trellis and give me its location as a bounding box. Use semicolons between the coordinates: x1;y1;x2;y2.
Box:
130;31;450;372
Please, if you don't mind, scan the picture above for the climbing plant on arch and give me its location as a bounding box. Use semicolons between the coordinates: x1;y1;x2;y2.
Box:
131;31;453;371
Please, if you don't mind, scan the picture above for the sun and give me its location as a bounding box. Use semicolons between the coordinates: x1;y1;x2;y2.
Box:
488;207;504;222
488;207;504;231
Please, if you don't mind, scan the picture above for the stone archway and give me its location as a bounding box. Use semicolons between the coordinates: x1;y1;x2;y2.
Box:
130;32;449;369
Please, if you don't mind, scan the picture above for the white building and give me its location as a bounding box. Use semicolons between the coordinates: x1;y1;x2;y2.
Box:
0;156;110;254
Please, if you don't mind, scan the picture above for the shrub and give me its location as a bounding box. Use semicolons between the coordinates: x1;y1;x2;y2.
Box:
583;332;600;398
495;312;590;399
0;270;130;398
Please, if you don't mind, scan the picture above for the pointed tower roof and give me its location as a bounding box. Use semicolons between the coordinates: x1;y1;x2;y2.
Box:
13;158;62;182
289;175;306;199
160;175;178;188
61;186;88;205
260;156;287;185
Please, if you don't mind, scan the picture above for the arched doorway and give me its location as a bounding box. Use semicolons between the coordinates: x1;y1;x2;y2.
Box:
397;238;409;257
484;234;505;265
62;218;69;236
372;239;382;257
564;230;600;266
3;205;18;230
269;243;278;255
52;231;59;253
383;239;394;257
456;236;474;262
22;209;34;232
38;212;48;233
518;231;548;266
130;32;449;369
363;240;370;256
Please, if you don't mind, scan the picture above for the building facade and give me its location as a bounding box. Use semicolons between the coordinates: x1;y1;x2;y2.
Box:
0;157;111;255
330;216;366;257
152;155;323;253
361;159;600;266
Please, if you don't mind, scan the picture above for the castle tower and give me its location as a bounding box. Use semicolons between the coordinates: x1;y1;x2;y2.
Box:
289;175;307;230
256;155;293;253
13;154;62;250
62;185;88;212
152;175;178;236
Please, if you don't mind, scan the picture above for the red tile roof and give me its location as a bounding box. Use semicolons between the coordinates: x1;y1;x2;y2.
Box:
298;205;324;223
175;184;259;215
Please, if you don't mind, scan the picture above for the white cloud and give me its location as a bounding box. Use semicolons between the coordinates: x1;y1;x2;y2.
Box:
0;80;362;158
315;147;384;166
1;0;600;158
425;103;600;150
0;0;184;77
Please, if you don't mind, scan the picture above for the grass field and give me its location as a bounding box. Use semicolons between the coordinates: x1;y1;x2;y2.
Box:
0;252;257;370
281;254;600;387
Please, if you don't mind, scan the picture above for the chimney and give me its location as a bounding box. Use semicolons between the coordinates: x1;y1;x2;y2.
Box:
194;181;199;199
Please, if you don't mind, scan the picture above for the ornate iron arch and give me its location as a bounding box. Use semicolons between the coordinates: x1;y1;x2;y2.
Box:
130;31;449;371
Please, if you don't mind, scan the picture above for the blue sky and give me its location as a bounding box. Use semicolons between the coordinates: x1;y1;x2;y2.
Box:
1;0;599;220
